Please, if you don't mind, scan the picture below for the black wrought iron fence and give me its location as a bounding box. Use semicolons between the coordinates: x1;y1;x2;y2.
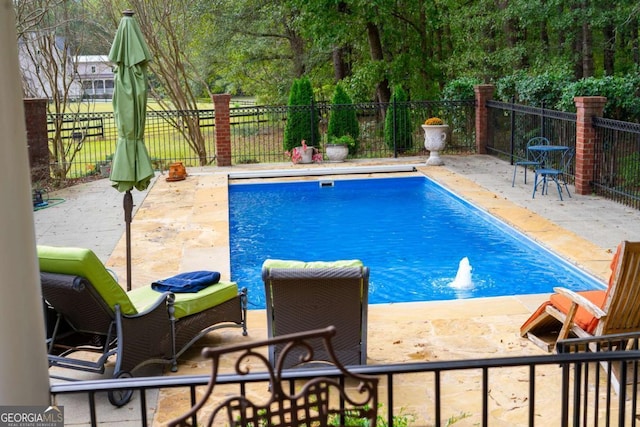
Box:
45;101;475;179
592;117;640;209
557;331;640;422
144;109;216;167
46;111;117;179
411;100;477;152
485;100;640;209
43;100;640;210
230;104;288;164
486;100;577;164
46;110;218;179
46;101;475;179
229;100;476;164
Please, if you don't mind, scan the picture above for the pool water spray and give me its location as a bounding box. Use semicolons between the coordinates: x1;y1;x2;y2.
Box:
450;257;473;289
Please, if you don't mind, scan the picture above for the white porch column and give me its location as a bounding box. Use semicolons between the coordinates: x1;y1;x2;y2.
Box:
0;0;50;404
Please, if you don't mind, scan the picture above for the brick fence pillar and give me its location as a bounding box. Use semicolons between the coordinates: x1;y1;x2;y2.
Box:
574;96;606;195
212;94;232;167
474;84;494;155
23;98;49;183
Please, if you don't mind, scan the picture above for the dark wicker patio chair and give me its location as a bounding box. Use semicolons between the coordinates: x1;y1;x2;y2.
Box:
262;260;369;368
38;245;247;406
167;326;379;427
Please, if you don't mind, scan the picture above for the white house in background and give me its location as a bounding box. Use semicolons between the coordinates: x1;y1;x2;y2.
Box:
17;32;114;101
18;32;83;100
74;55;114;100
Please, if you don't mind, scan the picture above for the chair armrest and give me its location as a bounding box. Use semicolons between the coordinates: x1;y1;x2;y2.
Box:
118;292;176;373
552;287;607;319
122;291;174;319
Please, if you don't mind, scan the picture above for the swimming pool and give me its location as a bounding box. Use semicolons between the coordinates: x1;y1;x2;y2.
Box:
229;175;604;309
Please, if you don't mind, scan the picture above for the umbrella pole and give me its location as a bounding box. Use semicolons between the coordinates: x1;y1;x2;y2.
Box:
124;190;133;291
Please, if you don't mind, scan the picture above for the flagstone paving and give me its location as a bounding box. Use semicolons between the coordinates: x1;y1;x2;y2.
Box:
35;155;639;426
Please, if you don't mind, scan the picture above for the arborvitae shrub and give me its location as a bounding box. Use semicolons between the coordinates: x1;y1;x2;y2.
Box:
298;77;321;147
384;85;413;152
283;79;301;152
283;77;320;151
328;84;360;154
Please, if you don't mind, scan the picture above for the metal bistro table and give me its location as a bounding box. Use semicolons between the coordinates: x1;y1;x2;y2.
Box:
528;144;572;200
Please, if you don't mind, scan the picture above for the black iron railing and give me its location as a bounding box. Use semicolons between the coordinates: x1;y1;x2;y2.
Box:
485;100;577;166
50;344;640;427
229;100;476;164
485;100;640;208
592;117;640;209
43;99;640;209
46;110;218;179
44;100;476;179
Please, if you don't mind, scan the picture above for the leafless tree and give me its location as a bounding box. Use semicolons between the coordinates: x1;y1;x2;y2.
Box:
14;0;63;38
106;0;215;166
17;0;96;180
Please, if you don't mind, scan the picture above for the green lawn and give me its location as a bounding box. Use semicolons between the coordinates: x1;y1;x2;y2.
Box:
68;99;229;114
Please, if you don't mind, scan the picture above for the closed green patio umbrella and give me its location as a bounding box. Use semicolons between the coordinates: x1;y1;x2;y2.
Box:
109;9;154;291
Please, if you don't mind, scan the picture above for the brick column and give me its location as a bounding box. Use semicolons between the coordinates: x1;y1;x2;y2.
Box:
574;96;606;195
212;94;232;166
474;84;494;154
23;98;49;183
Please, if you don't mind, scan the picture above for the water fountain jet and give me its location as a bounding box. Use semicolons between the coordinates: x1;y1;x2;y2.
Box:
450;257;473;289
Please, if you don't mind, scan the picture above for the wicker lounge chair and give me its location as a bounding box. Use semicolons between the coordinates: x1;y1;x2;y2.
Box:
167;326;379;427
521;241;640;351
39;245;247;406
261;259;369;368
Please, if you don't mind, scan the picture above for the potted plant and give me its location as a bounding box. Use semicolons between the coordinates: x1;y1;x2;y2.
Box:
325;135;355;162
421;117;449;166
285;140;322;164
98;154;113;178
99;161;111;178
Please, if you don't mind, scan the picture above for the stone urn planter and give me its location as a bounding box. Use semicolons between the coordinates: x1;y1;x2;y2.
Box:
325;144;349;162
421;124;449;166
325;135;354;162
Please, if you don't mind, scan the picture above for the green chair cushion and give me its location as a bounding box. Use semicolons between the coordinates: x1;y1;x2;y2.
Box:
38;245;240;320
128;281;239;319
262;259;363;270
37;245;137;315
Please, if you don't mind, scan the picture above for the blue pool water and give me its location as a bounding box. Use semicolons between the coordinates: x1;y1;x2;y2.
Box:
229;176;604;309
